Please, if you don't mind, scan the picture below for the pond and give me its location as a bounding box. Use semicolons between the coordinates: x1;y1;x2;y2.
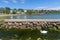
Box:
1;14;60;19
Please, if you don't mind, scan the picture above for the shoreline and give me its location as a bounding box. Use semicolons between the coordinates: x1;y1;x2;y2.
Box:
0;14;20;16
5;19;60;22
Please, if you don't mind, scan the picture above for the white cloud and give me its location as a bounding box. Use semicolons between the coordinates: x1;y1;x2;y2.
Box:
21;0;25;4
35;6;60;10
13;0;17;3
3;0;9;4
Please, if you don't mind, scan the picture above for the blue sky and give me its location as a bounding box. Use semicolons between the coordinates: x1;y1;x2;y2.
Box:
0;0;60;10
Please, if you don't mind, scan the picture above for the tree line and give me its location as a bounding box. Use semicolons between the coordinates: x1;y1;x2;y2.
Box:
0;7;60;15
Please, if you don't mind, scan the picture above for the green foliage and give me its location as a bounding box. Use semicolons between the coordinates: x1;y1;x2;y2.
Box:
1;7;60;14
12;11;16;14
3;7;11;14
0;28;60;40
26;10;33;15
18;9;24;12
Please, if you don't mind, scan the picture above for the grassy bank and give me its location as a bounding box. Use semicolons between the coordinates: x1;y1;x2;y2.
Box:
0;14;20;16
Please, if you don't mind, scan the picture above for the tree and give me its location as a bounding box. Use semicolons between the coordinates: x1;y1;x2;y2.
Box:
26;10;32;15
12;8;16;14
26;10;37;15
18;9;24;12
3;7;11;14
0;8;4;13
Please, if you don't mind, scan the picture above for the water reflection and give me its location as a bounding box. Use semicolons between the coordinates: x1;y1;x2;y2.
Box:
10;16;13;19
0;14;60;19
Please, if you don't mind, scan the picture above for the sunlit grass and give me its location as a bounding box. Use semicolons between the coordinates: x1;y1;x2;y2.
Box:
0;19;5;24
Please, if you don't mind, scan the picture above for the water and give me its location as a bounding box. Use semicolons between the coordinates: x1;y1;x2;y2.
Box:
2;14;60;19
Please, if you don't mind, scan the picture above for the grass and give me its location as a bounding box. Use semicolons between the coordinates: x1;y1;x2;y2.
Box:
0;28;60;40
0;19;5;24
0;14;20;16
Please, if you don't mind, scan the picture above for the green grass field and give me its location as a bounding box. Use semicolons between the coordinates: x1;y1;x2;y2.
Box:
0;28;60;40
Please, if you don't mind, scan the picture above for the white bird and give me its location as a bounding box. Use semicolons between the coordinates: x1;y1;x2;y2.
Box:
40;30;48;34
